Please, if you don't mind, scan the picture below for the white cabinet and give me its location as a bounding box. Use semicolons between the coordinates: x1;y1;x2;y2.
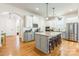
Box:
25;16;33;28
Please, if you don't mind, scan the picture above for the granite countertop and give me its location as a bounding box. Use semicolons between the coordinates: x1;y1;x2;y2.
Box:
35;32;61;37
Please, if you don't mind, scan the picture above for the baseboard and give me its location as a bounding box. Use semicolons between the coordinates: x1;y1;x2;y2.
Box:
63;38;78;42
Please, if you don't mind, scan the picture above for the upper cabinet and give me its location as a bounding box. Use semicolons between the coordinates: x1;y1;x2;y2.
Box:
24;15;33;29
23;15;45;32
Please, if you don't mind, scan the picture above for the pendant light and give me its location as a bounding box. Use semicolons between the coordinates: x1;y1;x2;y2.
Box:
45;3;48;20
45;3;62;20
45;3;56;20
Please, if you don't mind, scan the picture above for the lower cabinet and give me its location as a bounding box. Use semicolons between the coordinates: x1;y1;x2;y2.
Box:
24;32;28;41
35;34;49;54
35;34;41;50
40;35;49;54
24;32;33;41
35;34;61;54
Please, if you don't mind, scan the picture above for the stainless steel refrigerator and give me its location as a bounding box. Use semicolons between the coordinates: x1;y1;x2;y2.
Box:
66;23;79;42
78;23;79;42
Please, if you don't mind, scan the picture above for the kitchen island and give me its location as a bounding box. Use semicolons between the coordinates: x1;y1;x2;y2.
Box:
35;32;61;54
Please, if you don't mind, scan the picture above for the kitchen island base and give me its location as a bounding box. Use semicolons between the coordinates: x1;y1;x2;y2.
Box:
35;32;61;54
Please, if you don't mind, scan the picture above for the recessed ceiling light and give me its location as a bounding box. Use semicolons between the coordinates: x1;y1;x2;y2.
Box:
36;8;39;10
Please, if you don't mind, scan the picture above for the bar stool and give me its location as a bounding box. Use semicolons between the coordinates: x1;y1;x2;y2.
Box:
56;36;59;45
49;38;54;53
51;38;54;50
57;34;61;45
56;36;58;47
49;40;51;53
57;35;59;45
52;37;57;47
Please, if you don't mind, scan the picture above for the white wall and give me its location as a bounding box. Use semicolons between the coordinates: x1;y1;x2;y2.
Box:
45;16;79;32
0;4;79;34
0;13;21;36
65;16;79;23
0;4;45;37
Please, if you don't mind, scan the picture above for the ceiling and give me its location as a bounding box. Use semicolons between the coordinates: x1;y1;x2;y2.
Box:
7;3;79;17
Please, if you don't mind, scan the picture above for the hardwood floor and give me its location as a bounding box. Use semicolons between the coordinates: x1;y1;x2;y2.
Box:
0;36;79;56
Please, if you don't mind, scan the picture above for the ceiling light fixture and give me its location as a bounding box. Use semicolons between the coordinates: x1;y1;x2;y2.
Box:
45;3;62;20
45;3;48;20
45;3;56;20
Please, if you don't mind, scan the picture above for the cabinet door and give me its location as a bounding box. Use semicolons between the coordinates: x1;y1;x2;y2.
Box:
40;35;49;54
35;34;41;50
66;23;70;40
24;32;28;41
77;23;79;42
32;32;35;40
70;34;74;40
74;23;78;41
27;32;32;41
69;23;74;34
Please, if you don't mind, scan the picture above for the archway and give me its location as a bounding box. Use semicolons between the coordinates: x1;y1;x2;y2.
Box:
0;12;23;47
1;12;22;35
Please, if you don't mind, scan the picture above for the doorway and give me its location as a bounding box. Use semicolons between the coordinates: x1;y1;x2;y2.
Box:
0;12;23;48
0;12;22;36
